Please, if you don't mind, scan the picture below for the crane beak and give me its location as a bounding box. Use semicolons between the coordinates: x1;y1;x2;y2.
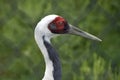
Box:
68;24;102;41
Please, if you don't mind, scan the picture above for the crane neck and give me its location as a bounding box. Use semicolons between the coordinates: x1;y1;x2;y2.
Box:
35;32;61;80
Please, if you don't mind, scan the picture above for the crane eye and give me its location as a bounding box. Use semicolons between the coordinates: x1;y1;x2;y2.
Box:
49;23;57;30
58;21;63;25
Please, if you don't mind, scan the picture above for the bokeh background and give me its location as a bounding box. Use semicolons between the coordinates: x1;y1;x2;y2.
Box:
0;0;120;80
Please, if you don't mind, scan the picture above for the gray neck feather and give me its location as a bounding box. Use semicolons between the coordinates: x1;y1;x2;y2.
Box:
43;36;62;80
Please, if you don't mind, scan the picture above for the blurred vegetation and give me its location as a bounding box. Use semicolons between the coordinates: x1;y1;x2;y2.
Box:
0;0;120;80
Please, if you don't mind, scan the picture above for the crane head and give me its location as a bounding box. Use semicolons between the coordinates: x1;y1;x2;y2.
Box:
35;14;102;41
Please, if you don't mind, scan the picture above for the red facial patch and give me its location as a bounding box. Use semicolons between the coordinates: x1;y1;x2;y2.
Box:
48;16;69;33
54;17;65;30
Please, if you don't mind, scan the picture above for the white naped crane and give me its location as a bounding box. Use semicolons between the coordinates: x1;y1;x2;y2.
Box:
34;14;102;80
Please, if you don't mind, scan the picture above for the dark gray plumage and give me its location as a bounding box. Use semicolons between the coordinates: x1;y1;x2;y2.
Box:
43;36;61;80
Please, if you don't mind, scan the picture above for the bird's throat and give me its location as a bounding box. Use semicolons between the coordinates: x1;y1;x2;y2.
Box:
43;36;62;80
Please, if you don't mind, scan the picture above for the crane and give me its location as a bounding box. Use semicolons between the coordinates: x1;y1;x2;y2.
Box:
34;14;102;80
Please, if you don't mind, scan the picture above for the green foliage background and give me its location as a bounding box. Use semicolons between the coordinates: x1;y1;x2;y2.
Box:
0;0;120;80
